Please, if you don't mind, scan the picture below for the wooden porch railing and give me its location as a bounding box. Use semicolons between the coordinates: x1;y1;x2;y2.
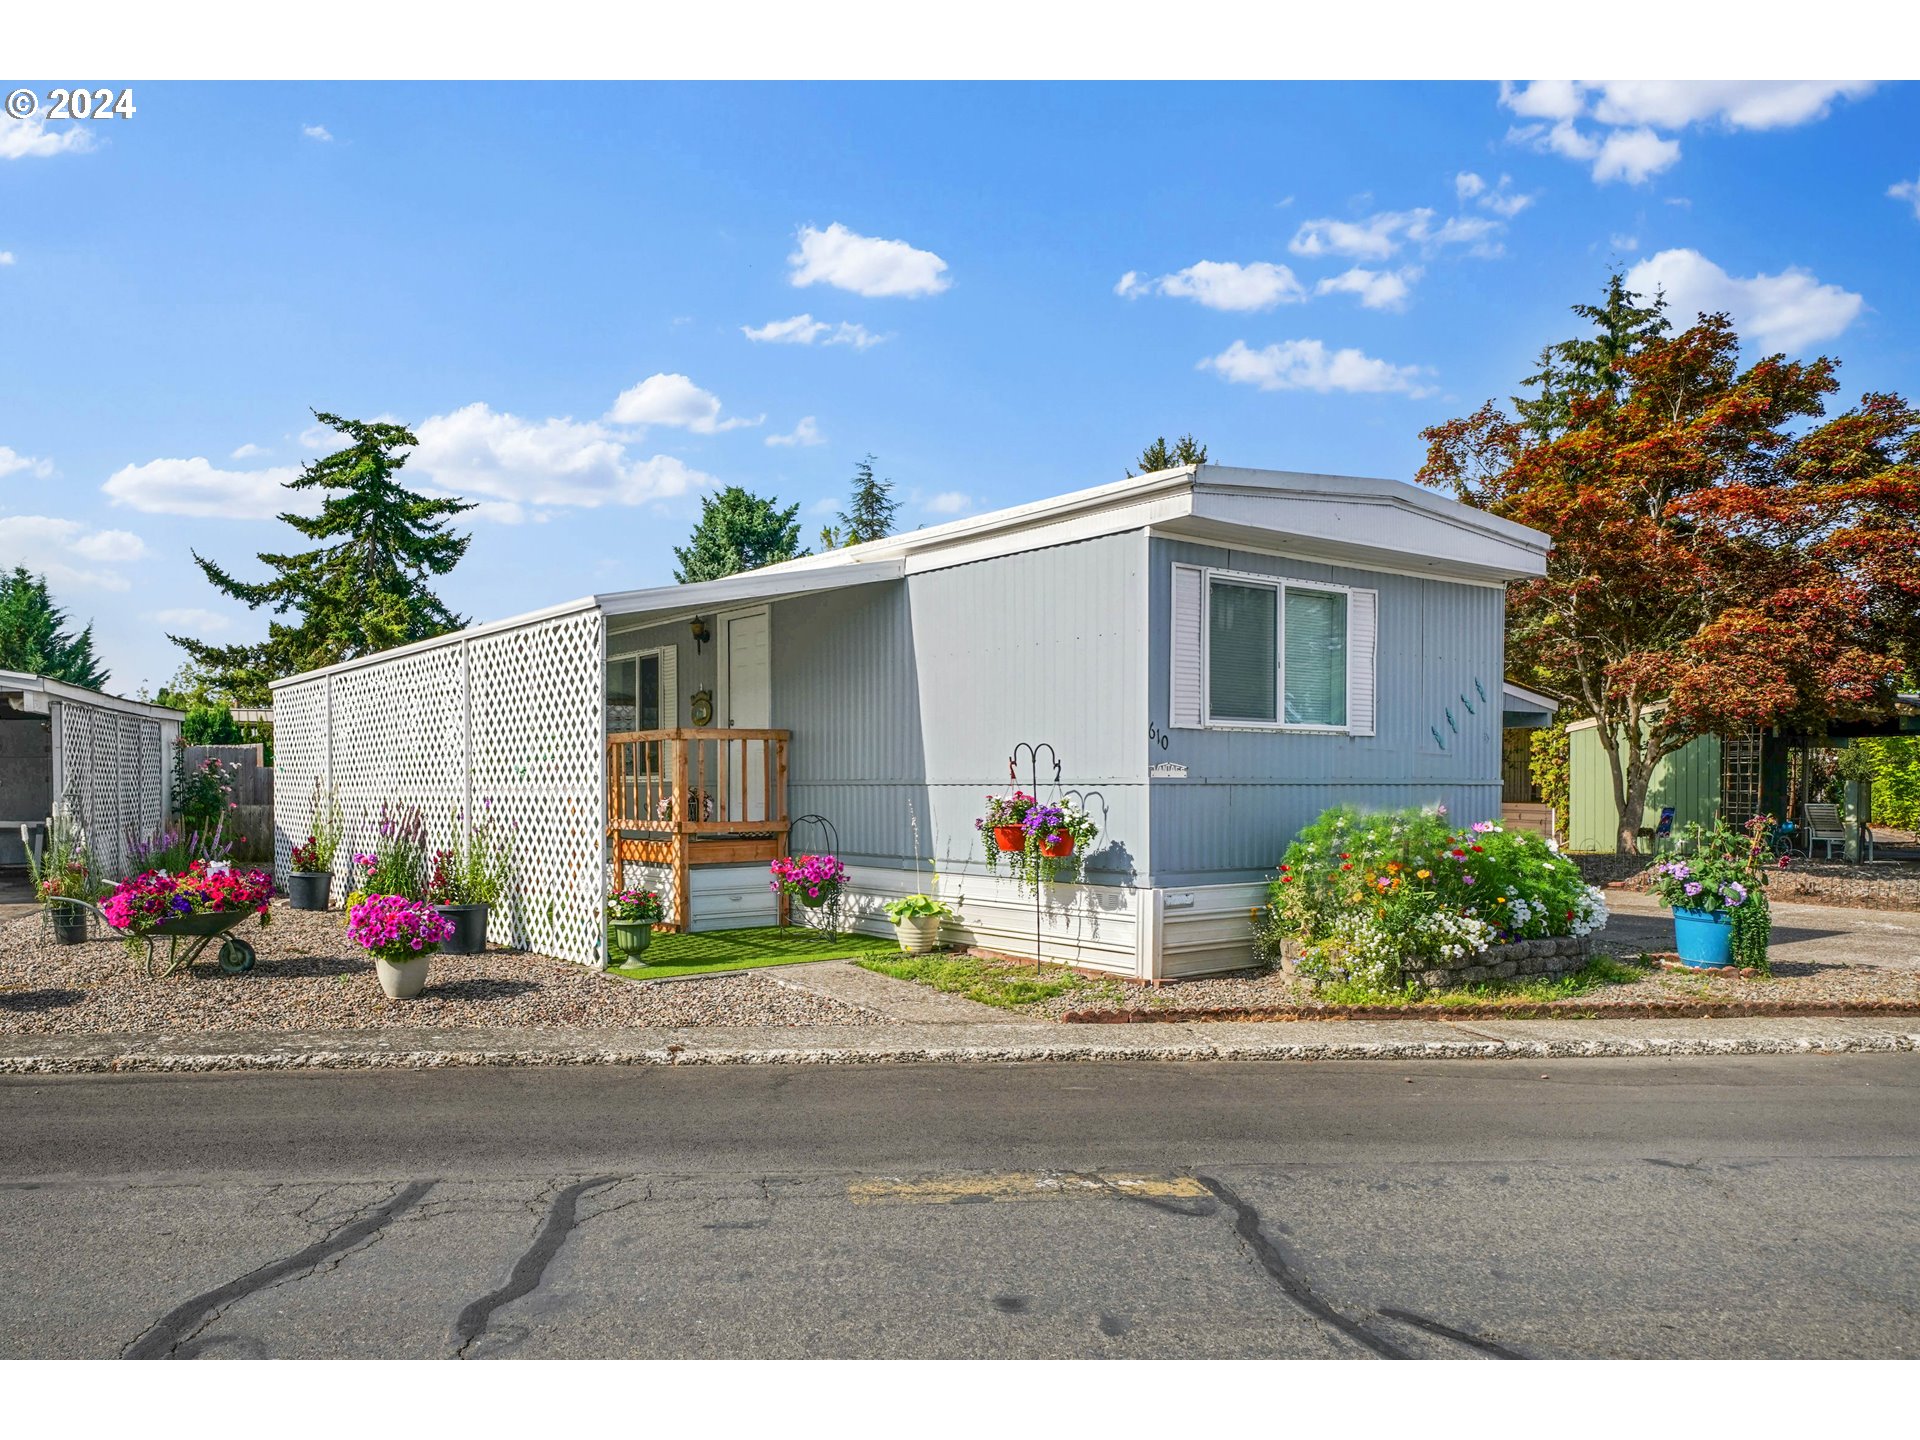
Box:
606;728;791;930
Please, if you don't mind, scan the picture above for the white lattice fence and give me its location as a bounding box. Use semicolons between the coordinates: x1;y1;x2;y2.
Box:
56;699;165;880
271;605;607;965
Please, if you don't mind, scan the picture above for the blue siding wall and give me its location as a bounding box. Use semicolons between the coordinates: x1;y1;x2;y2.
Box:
1146;537;1506;885
773;532;1148;885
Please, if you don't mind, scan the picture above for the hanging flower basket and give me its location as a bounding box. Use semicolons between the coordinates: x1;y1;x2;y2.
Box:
979;792;1099;893
770;854;849;909
992;825;1026;853
1039;831;1074;858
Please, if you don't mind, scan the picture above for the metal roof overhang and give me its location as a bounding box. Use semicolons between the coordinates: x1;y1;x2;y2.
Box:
597;556;907;631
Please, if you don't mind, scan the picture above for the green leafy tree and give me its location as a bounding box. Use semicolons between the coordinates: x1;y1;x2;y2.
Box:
673;486;803;582
170;412;473;702
839;456;898;543
1513;273;1669;441
180;703;244;745
1129;434;1208;477
0;568;108;689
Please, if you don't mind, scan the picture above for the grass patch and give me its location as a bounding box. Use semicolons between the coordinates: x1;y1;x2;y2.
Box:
855;951;1119;1011
608;925;902;980
1313;955;1649;1009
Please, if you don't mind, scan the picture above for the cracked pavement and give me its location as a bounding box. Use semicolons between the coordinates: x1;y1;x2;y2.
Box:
5;1054;1919;1358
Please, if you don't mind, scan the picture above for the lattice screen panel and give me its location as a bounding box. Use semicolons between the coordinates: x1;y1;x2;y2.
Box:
271;606;606;966
269;676;330;885
56;699;165;880
468;609;606;964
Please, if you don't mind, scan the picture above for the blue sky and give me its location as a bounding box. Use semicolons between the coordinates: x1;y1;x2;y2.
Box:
2;79;1916;696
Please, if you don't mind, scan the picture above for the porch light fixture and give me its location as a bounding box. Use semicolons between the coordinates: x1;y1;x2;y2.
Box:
690;617;710;653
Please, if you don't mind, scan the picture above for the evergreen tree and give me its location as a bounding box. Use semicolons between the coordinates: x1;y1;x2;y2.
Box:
839;455;898;543
1130;434;1208;476
817;523;845;550
1514;274;1670;441
673;486;804;582
170;412;473;702
0;568;108;689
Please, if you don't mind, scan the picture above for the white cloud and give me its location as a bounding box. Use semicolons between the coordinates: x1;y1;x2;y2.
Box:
1455;171;1487;202
0;446;53;479
1502;81;1873;134
765;417;824;448
1587;81;1875;132
1290;208;1503;261
1314;265;1423;312
1199;339;1431;397
103;458;305;520
1290;210;1428;260
1500;82;1866;188
410;402;715;517
0;251;13;266
229;442;269;460
1592;127;1683;185
788;222;950;298
1610;233;1640;252
1498;80;1587;122
606;373;761;433
0;516;146;591
297;421;347;452
924;491;973;516
1134;260;1306;312
0;113;94;161
1890;177;1920;222
301;123;333;142
1625;248;1864;352
741;314;884;349
155;607;232;633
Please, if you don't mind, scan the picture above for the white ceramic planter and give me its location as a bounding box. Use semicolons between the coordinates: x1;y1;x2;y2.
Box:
892;915;943;953
375;952;432;999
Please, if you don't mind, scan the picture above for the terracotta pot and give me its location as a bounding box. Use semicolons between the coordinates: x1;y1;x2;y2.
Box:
375;950;434;1000
993;825;1026;853
1039;833;1075;858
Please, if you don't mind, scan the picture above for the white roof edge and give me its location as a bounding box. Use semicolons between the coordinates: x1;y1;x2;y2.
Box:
1502;681;1560;713
596;554;906;618
1199;465;1550;552
0;670;186;720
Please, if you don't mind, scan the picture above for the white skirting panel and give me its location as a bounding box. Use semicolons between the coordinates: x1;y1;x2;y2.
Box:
657;863;1268;980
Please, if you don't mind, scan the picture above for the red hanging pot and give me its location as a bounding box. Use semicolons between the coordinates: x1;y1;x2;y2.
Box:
1040;832;1074;858
993;825;1026;853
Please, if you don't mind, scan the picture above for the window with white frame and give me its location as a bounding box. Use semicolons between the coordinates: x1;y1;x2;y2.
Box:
1171;563;1376;734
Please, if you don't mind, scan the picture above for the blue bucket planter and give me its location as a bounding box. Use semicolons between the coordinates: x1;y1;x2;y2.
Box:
1672;907;1734;968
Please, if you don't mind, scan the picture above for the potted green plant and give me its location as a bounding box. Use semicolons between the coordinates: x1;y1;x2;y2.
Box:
287;785;343;911
28;808;98;945
426;807;513;955
607;888;665;960
1648;818;1775;971
347;893;456;1000
882;894;954;953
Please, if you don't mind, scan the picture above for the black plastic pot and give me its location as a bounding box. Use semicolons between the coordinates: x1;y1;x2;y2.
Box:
434;903;489;955
49;905;87;945
287;871;332;911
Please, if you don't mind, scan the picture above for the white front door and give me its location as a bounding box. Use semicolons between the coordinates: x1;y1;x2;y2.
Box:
722;609;771;821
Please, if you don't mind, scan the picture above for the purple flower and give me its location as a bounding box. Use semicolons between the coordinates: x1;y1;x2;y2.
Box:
1462;874;1476;886
1684;881;1703;897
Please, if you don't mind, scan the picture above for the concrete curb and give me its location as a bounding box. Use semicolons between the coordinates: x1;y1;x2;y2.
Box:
2;1017;1916;1074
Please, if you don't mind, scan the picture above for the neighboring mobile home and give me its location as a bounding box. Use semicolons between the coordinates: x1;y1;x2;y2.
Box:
271;464;1549;977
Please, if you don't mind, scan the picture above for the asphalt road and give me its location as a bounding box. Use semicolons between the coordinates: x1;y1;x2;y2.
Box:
5;1055;1918;1359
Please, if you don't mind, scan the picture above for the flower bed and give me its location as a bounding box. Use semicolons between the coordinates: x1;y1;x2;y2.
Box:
1257;804;1608;993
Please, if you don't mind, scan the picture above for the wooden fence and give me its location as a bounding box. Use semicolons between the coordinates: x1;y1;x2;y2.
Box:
183;743;275;864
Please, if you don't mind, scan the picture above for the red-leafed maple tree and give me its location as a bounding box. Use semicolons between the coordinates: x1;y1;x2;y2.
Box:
1420;278;1920;853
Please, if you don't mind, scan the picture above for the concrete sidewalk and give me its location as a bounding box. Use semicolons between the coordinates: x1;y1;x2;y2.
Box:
1;1011;1914;1073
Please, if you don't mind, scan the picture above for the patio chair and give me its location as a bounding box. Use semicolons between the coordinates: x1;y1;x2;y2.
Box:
1803;802;1848;860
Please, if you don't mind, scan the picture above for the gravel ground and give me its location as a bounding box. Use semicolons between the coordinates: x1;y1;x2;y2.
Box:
1009;921;1920;1019
0;901;879;1034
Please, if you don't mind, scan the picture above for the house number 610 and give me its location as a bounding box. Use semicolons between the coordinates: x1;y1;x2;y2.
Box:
1147;723;1169;750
